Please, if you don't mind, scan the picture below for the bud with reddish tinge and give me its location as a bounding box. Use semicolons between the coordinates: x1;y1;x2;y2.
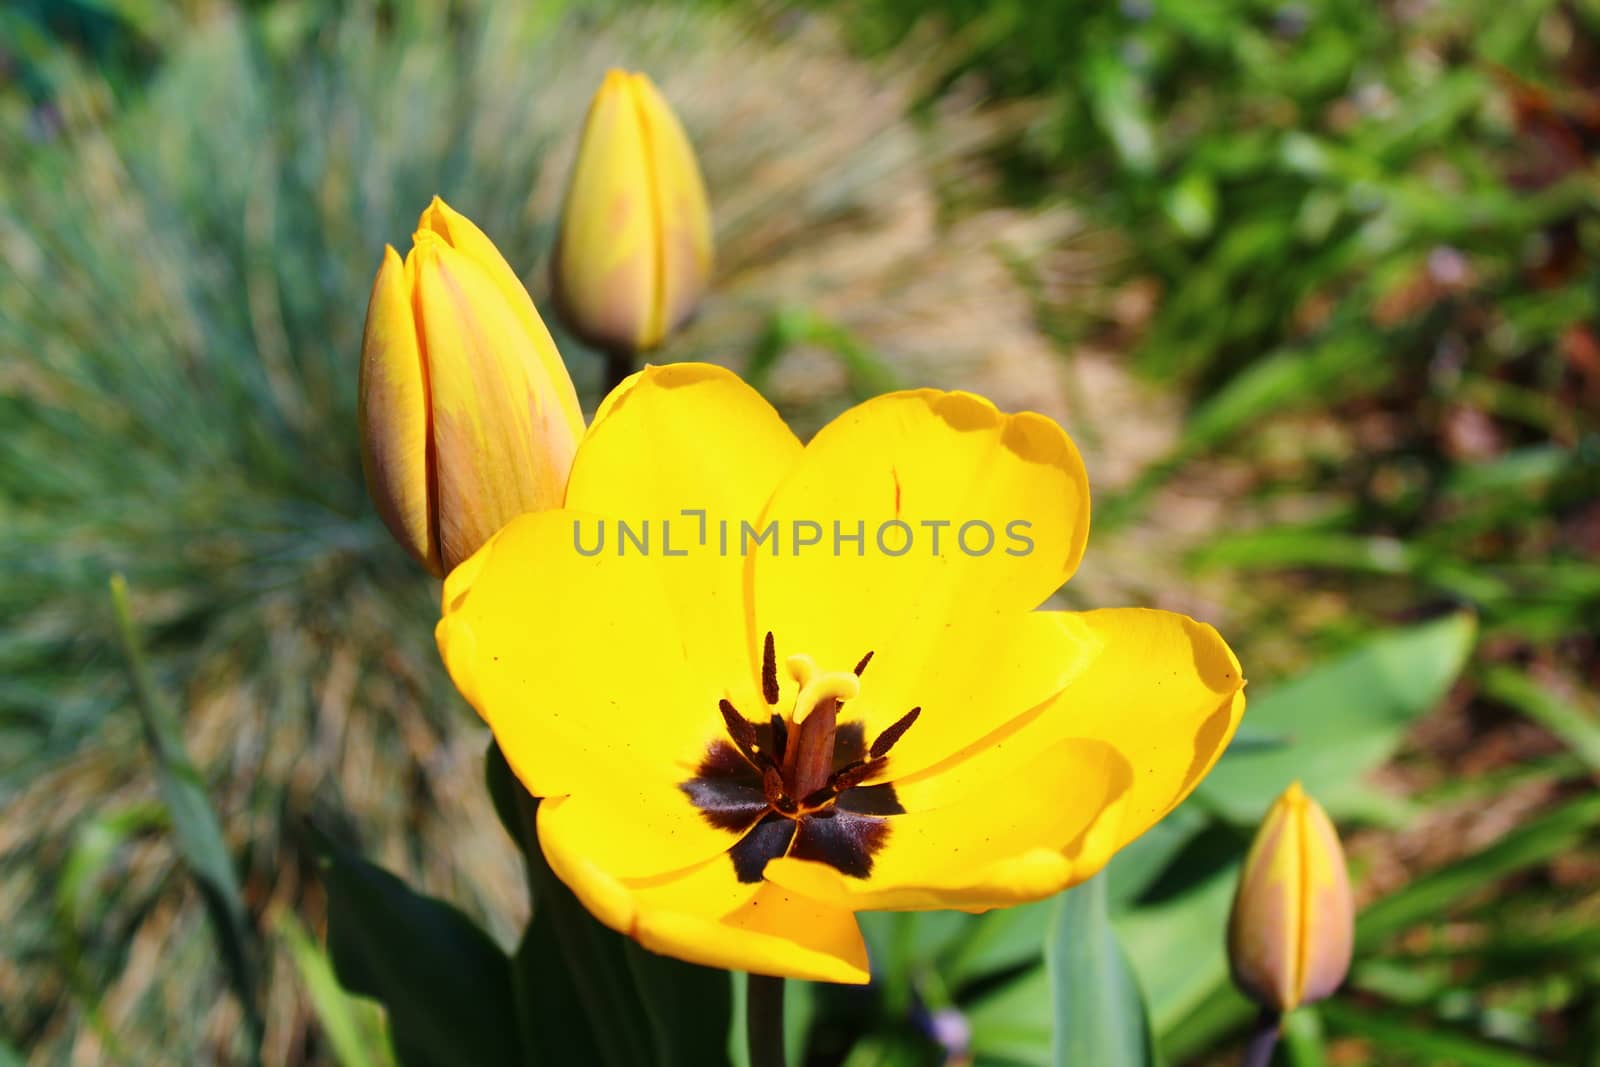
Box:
554;69;713;353
359;197;585;577
1227;781;1354;1013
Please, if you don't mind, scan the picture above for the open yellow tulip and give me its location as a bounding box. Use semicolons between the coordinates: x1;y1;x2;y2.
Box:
436;364;1246;983
359;197;584;576
553;70;713;353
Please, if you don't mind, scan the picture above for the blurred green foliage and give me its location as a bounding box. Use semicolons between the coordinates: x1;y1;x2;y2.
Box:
823;0;1600;383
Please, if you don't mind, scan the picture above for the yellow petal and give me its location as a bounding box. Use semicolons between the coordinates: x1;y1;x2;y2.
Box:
1052;609;1244;847
555;69;658;351
826;609;1100;794
1297;789;1354;1005
749;390;1090;761
412;235;579;571
537;780;759;882
539;801;870;983
899;608;1244;850
435;509;723;798
565;362;802;703
358;245;440;574
629;73;712;340
416;197;585;445
764;738;1131;911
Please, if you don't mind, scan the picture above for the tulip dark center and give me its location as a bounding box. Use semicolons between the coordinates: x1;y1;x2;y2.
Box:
679;631;919;884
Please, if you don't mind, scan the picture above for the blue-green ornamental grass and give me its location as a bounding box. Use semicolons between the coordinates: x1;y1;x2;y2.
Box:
2;1;1597;1065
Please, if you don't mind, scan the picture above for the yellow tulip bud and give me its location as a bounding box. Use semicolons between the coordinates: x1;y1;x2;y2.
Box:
553;69;713;353
359;197;585;577
1227;781;1354;1013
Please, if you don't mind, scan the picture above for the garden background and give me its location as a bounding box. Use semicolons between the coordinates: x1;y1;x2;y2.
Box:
2;0;1598;1064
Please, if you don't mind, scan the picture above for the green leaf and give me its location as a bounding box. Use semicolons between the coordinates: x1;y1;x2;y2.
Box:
511;899;609;1067
317;833;521;1067
1320;1000;1553;1067
1047;874;1155;1067
838;1031;931;1067
1479;665;1600;771
54;802;166;1058
941;900;1054;990
1195;613;1476;822
109;574;263;1062
277;910;391;1067
1356;792;1600;951
1104;805;1210;913
966;965;1051;1066
626;939;736;1067
1116;857;1239;1040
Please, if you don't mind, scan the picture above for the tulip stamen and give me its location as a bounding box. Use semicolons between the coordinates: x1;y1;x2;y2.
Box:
683;640;912;883
762;631;781;705
869;706;921;760
718;698;764;765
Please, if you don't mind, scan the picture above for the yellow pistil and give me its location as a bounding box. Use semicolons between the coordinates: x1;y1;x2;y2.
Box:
787;658;860;725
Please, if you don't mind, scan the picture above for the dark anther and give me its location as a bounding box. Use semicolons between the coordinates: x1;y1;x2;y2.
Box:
762;631;780;705
761;765;797;814
869;706;921;760
719;698;764;767
853;650;874;676
769;714;788;764
830;756;886;793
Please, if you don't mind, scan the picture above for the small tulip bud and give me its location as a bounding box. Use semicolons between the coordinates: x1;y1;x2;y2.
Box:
359;197;585;577
1227;782;1354;1013
553;69;713;354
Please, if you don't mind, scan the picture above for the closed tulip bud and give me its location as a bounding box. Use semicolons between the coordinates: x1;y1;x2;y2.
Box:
554;69;713;354
359;197;585;577
1227;782;1354;1014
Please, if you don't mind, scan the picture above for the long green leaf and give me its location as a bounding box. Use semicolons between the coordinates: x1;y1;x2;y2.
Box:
1047;874;1156;1067
1117;858;1239;1040
53;802;165;1057
1195;613;1476;822
1320;1000;1553;1067
109;574;263;1062
317;831;521;1067
1479;665;1600;771
1356;792;1600;951
277;911;389;1067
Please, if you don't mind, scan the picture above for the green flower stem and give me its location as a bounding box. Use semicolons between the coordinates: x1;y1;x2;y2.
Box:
1241;1009;1282;1067
747;974;787;1067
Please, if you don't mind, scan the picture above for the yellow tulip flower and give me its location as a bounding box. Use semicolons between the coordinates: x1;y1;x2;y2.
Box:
436;364;1246;983
1228;782;1354;1012
359;197;584;577
553;70;713;353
